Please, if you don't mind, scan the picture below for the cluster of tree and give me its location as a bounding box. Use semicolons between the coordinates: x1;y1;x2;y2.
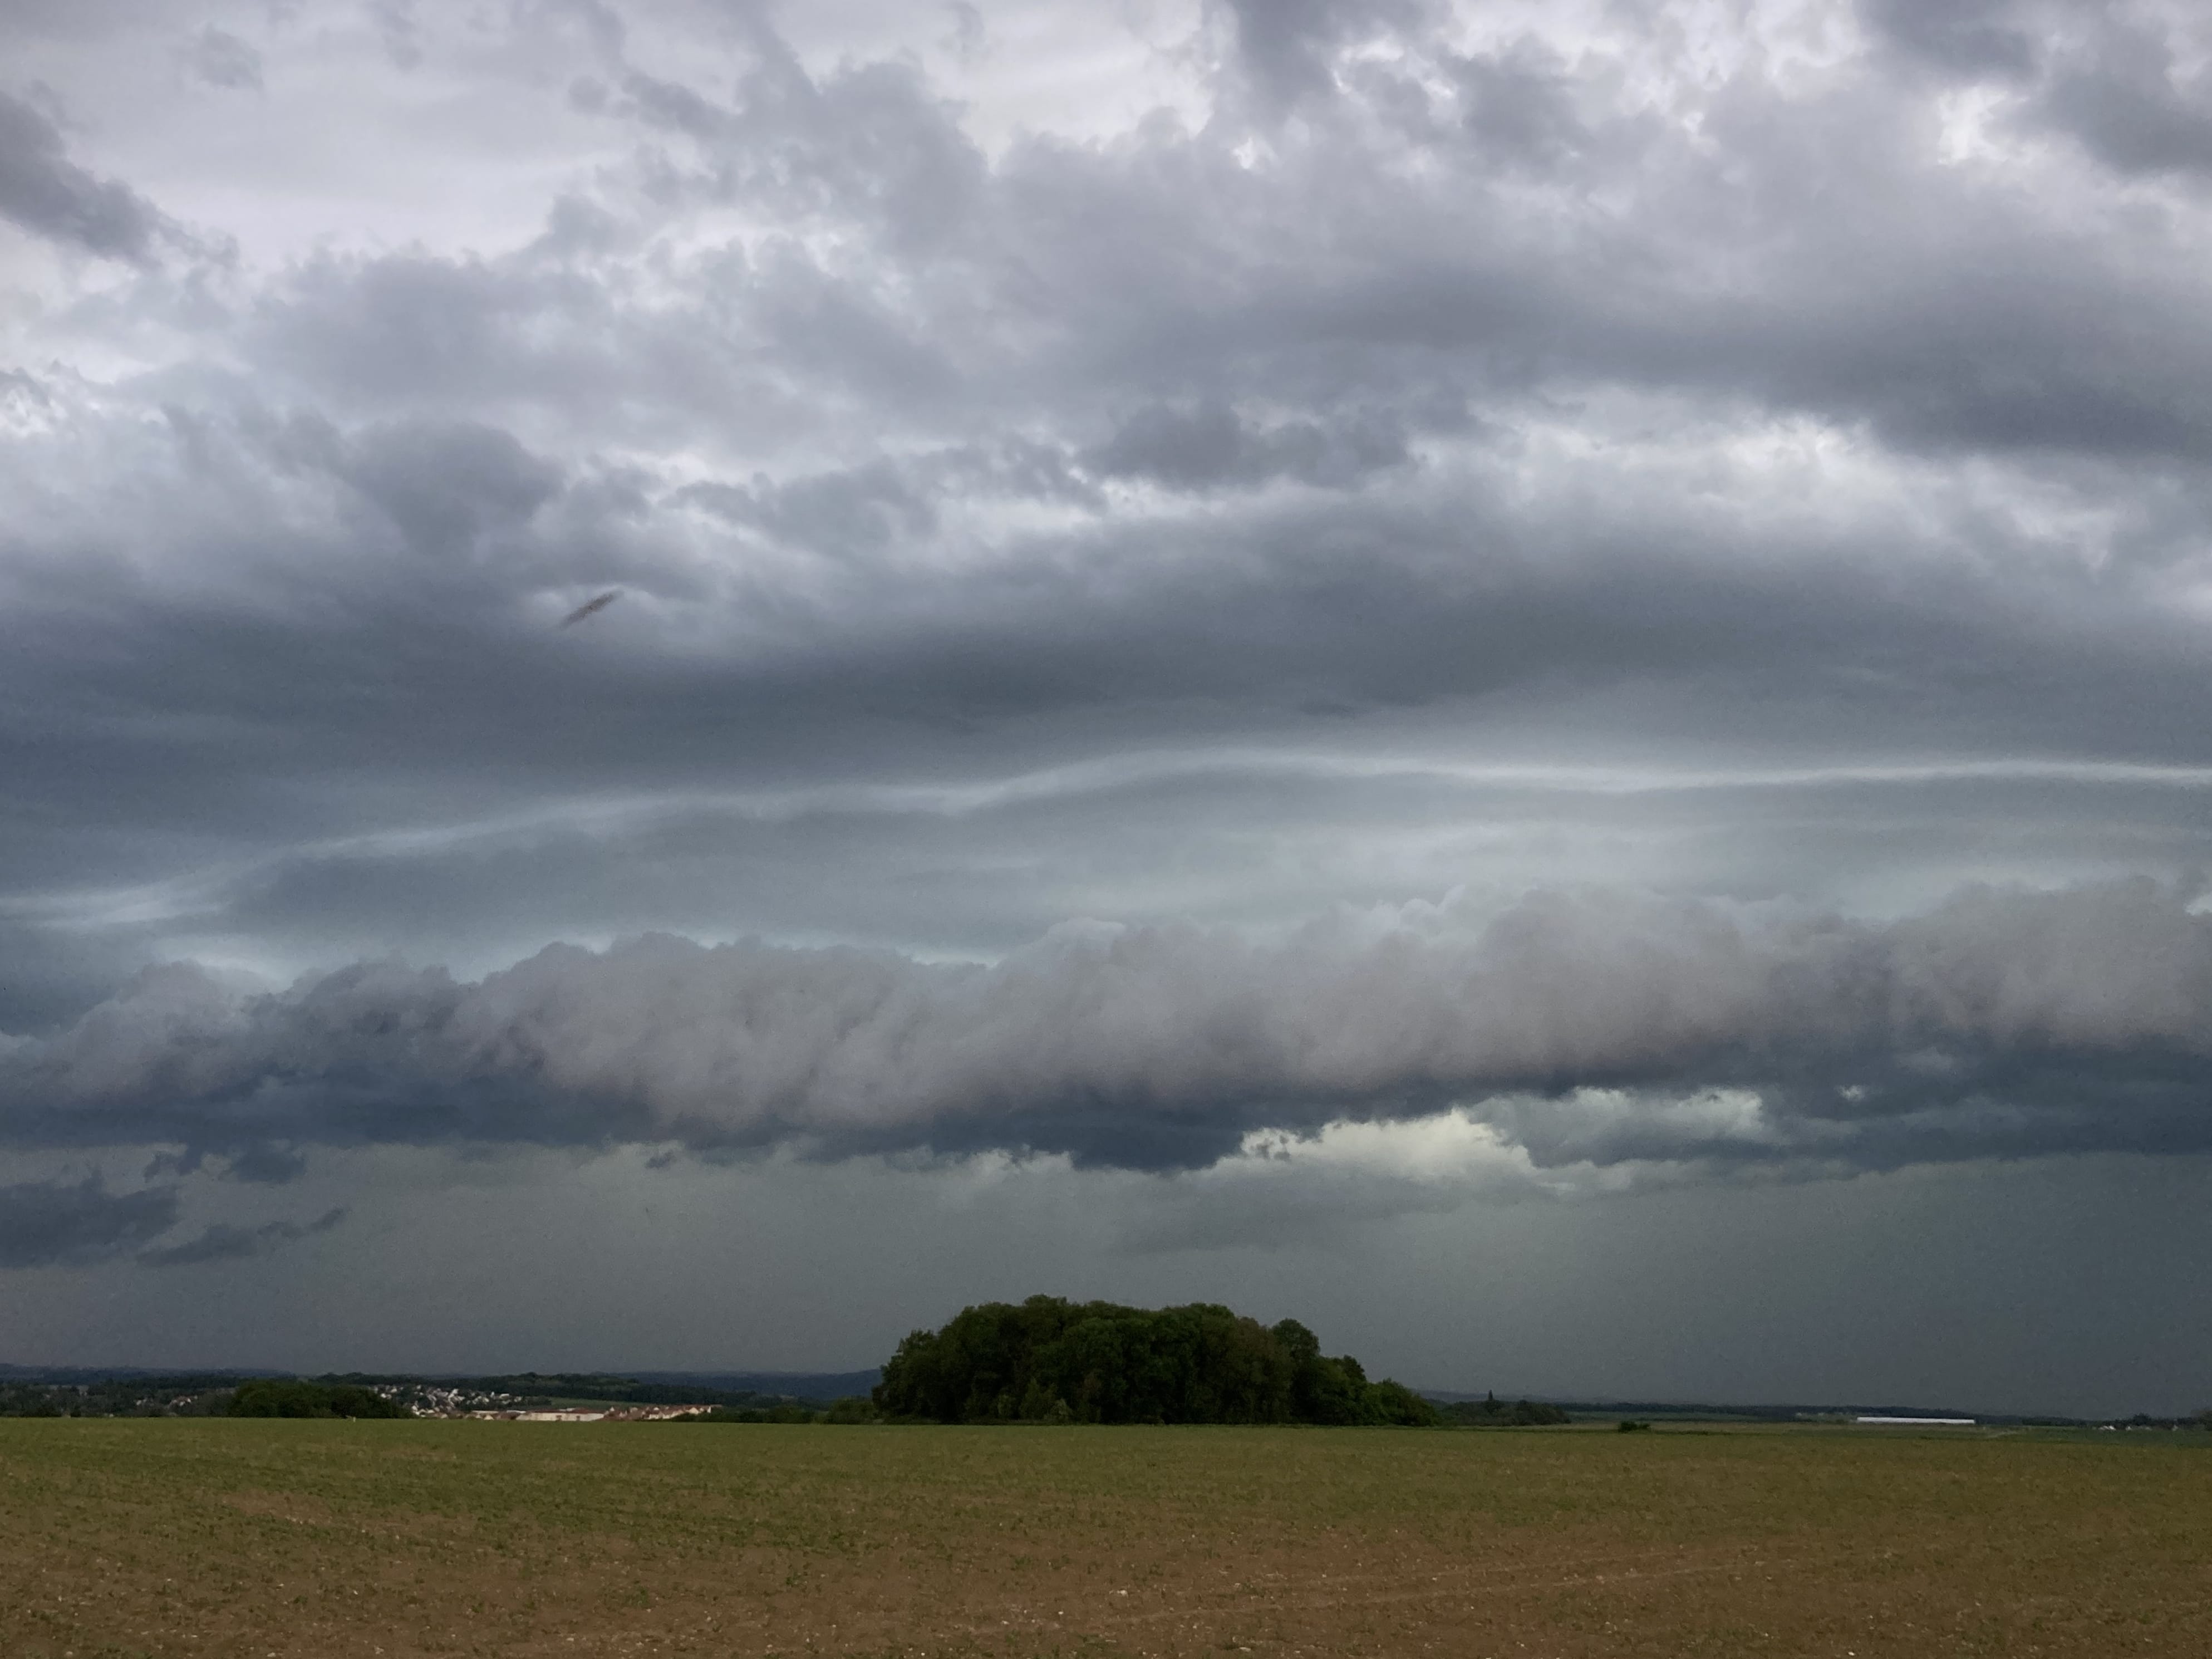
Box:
872;1296;1441;1426
1437;1395;1573;1427
227;1380;409;1419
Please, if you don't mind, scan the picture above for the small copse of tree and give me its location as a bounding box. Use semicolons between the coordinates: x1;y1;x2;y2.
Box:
872;1295;1441;1426
227;1380;409;1419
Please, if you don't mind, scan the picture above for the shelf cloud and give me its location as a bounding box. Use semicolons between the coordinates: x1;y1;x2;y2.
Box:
9;878;2204;1174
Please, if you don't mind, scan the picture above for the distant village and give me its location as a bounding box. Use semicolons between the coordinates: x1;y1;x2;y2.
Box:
402;1383;711;1422
0;1371;830;1421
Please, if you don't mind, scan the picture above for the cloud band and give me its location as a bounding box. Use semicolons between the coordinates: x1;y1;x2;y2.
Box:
6;878;2206;1174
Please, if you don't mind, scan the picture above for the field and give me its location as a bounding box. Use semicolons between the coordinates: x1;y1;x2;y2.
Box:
2;1421;2208;1658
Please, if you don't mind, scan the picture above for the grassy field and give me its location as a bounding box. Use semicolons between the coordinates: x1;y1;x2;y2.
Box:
2;1420;2207;1658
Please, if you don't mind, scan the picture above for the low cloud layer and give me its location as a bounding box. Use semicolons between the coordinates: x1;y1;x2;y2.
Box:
9;878;2205;1173
137;1206;346;1268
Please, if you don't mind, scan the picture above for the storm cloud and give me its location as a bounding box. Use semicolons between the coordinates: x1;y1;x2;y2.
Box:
7;878;2205;1174
0;87;181;262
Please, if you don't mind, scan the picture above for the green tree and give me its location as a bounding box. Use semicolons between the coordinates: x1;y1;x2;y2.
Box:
874;1296;1434;1426
229;1380;407;1419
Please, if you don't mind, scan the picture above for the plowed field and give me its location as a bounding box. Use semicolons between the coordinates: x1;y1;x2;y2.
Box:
2;1420;2206;1657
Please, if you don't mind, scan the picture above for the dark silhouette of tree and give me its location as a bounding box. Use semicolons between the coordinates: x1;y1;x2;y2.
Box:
227;1380;407;1419
874;1295;1441;1426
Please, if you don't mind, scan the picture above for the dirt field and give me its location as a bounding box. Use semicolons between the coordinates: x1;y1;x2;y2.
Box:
2;1419;2206;1658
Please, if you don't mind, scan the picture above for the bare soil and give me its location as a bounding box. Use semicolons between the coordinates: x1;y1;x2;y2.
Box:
2;1420;2206;1657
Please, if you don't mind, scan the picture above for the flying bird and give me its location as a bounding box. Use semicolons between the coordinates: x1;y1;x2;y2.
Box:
559;590;622;627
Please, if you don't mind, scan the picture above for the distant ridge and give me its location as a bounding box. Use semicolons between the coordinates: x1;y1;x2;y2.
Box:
0;1363;288;1383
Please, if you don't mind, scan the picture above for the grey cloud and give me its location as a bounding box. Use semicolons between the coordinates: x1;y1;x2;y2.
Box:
33;347;2211;701
220;13;2212;478
680;458;937;555
0;89;176;262
181;26;265;92
258;253;592;408
743;243;962;404
1218;0;1422;111
2032;15;2212;176
611;33;986;256
1;1;174;41
344;419;565;556
5;880;2208;1174
139;1205;346;1267
1860;0;2039;77
370;0;422;71
0;1175;178;1268
1871;2;2212;180
1087;400;1409;492
7;389;2212;1043
1449;42;1592;167
253;235;933;444
27;759;2212;1019
225;1142;309;1184
619;68;724;143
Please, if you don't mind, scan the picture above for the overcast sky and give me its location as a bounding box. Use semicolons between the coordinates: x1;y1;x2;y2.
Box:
3;0;2211;1417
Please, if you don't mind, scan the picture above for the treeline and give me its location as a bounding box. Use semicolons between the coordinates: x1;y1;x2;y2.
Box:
872;1296;1441;1426
0;1375;245;1418
228;1380;409;1419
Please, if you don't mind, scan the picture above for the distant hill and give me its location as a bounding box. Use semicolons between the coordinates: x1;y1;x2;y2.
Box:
0;1364;287;1382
